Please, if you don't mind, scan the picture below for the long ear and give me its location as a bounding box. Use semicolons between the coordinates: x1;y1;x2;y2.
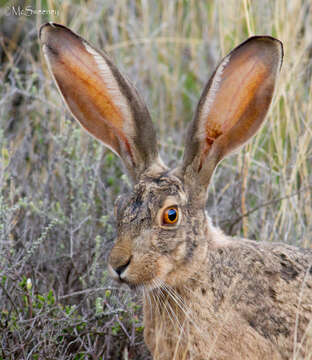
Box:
39;23;163;183
180;36;283;200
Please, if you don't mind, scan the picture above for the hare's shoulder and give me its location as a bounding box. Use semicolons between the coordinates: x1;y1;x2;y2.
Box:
210;230;312;277
207;223;312;293
226;237;312;276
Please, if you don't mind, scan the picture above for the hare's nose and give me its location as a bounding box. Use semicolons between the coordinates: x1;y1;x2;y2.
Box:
114;256;132;278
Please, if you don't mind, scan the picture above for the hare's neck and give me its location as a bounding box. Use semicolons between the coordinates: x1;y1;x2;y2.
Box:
206;214;233;248
143;277;208;357
143;284;193;355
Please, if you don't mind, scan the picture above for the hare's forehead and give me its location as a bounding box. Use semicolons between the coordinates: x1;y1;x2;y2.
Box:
118;175;186;219
135;175;185;197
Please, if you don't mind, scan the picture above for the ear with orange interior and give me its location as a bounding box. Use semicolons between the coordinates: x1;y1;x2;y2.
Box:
39;23;161;183
181;36;283;192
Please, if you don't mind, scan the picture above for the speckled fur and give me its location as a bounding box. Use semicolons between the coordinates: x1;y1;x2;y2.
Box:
110;172;312;360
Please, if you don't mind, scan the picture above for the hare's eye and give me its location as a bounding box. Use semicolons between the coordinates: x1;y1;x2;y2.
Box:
162;207;179;225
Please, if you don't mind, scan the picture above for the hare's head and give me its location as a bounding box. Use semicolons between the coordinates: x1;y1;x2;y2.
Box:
39;23;283;289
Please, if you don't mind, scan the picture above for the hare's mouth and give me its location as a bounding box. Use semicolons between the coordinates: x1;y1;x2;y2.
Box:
107;262;155;290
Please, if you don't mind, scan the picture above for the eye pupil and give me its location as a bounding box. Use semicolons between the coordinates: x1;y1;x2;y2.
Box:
168;209;177;221
162;206;179;225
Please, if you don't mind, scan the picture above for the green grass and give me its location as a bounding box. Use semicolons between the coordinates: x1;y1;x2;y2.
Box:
0;0;311;358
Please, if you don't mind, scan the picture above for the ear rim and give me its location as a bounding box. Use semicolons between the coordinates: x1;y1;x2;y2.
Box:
179;35;283;201
39;22;164;183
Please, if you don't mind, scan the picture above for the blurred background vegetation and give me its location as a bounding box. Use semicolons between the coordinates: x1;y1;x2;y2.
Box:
0;0;311;358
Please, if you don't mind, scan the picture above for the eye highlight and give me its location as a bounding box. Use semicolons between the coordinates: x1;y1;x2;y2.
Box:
162;206;179;225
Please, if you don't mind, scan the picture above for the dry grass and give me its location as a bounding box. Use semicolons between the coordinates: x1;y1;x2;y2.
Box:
0;0;311;358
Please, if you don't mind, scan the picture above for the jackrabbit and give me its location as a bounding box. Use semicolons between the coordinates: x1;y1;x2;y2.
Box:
39;23;312;360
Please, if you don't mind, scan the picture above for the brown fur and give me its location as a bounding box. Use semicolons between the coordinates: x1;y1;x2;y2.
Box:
39;24;312;359
111;173;312;359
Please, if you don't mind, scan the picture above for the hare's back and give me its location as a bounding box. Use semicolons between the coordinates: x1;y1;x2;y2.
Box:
205;239;312;358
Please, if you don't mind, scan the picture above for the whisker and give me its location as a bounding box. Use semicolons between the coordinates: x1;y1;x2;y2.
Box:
156;280;184;335
160;281;204;337
143;285;153;324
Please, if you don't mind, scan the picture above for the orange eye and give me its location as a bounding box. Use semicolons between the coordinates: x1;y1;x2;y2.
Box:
162;207;179;225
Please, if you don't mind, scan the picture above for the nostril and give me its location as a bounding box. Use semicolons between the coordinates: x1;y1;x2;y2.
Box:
115;256;132;277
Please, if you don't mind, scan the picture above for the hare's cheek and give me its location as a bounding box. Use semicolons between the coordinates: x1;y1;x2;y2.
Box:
171;241;187;262
156;256;174;280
